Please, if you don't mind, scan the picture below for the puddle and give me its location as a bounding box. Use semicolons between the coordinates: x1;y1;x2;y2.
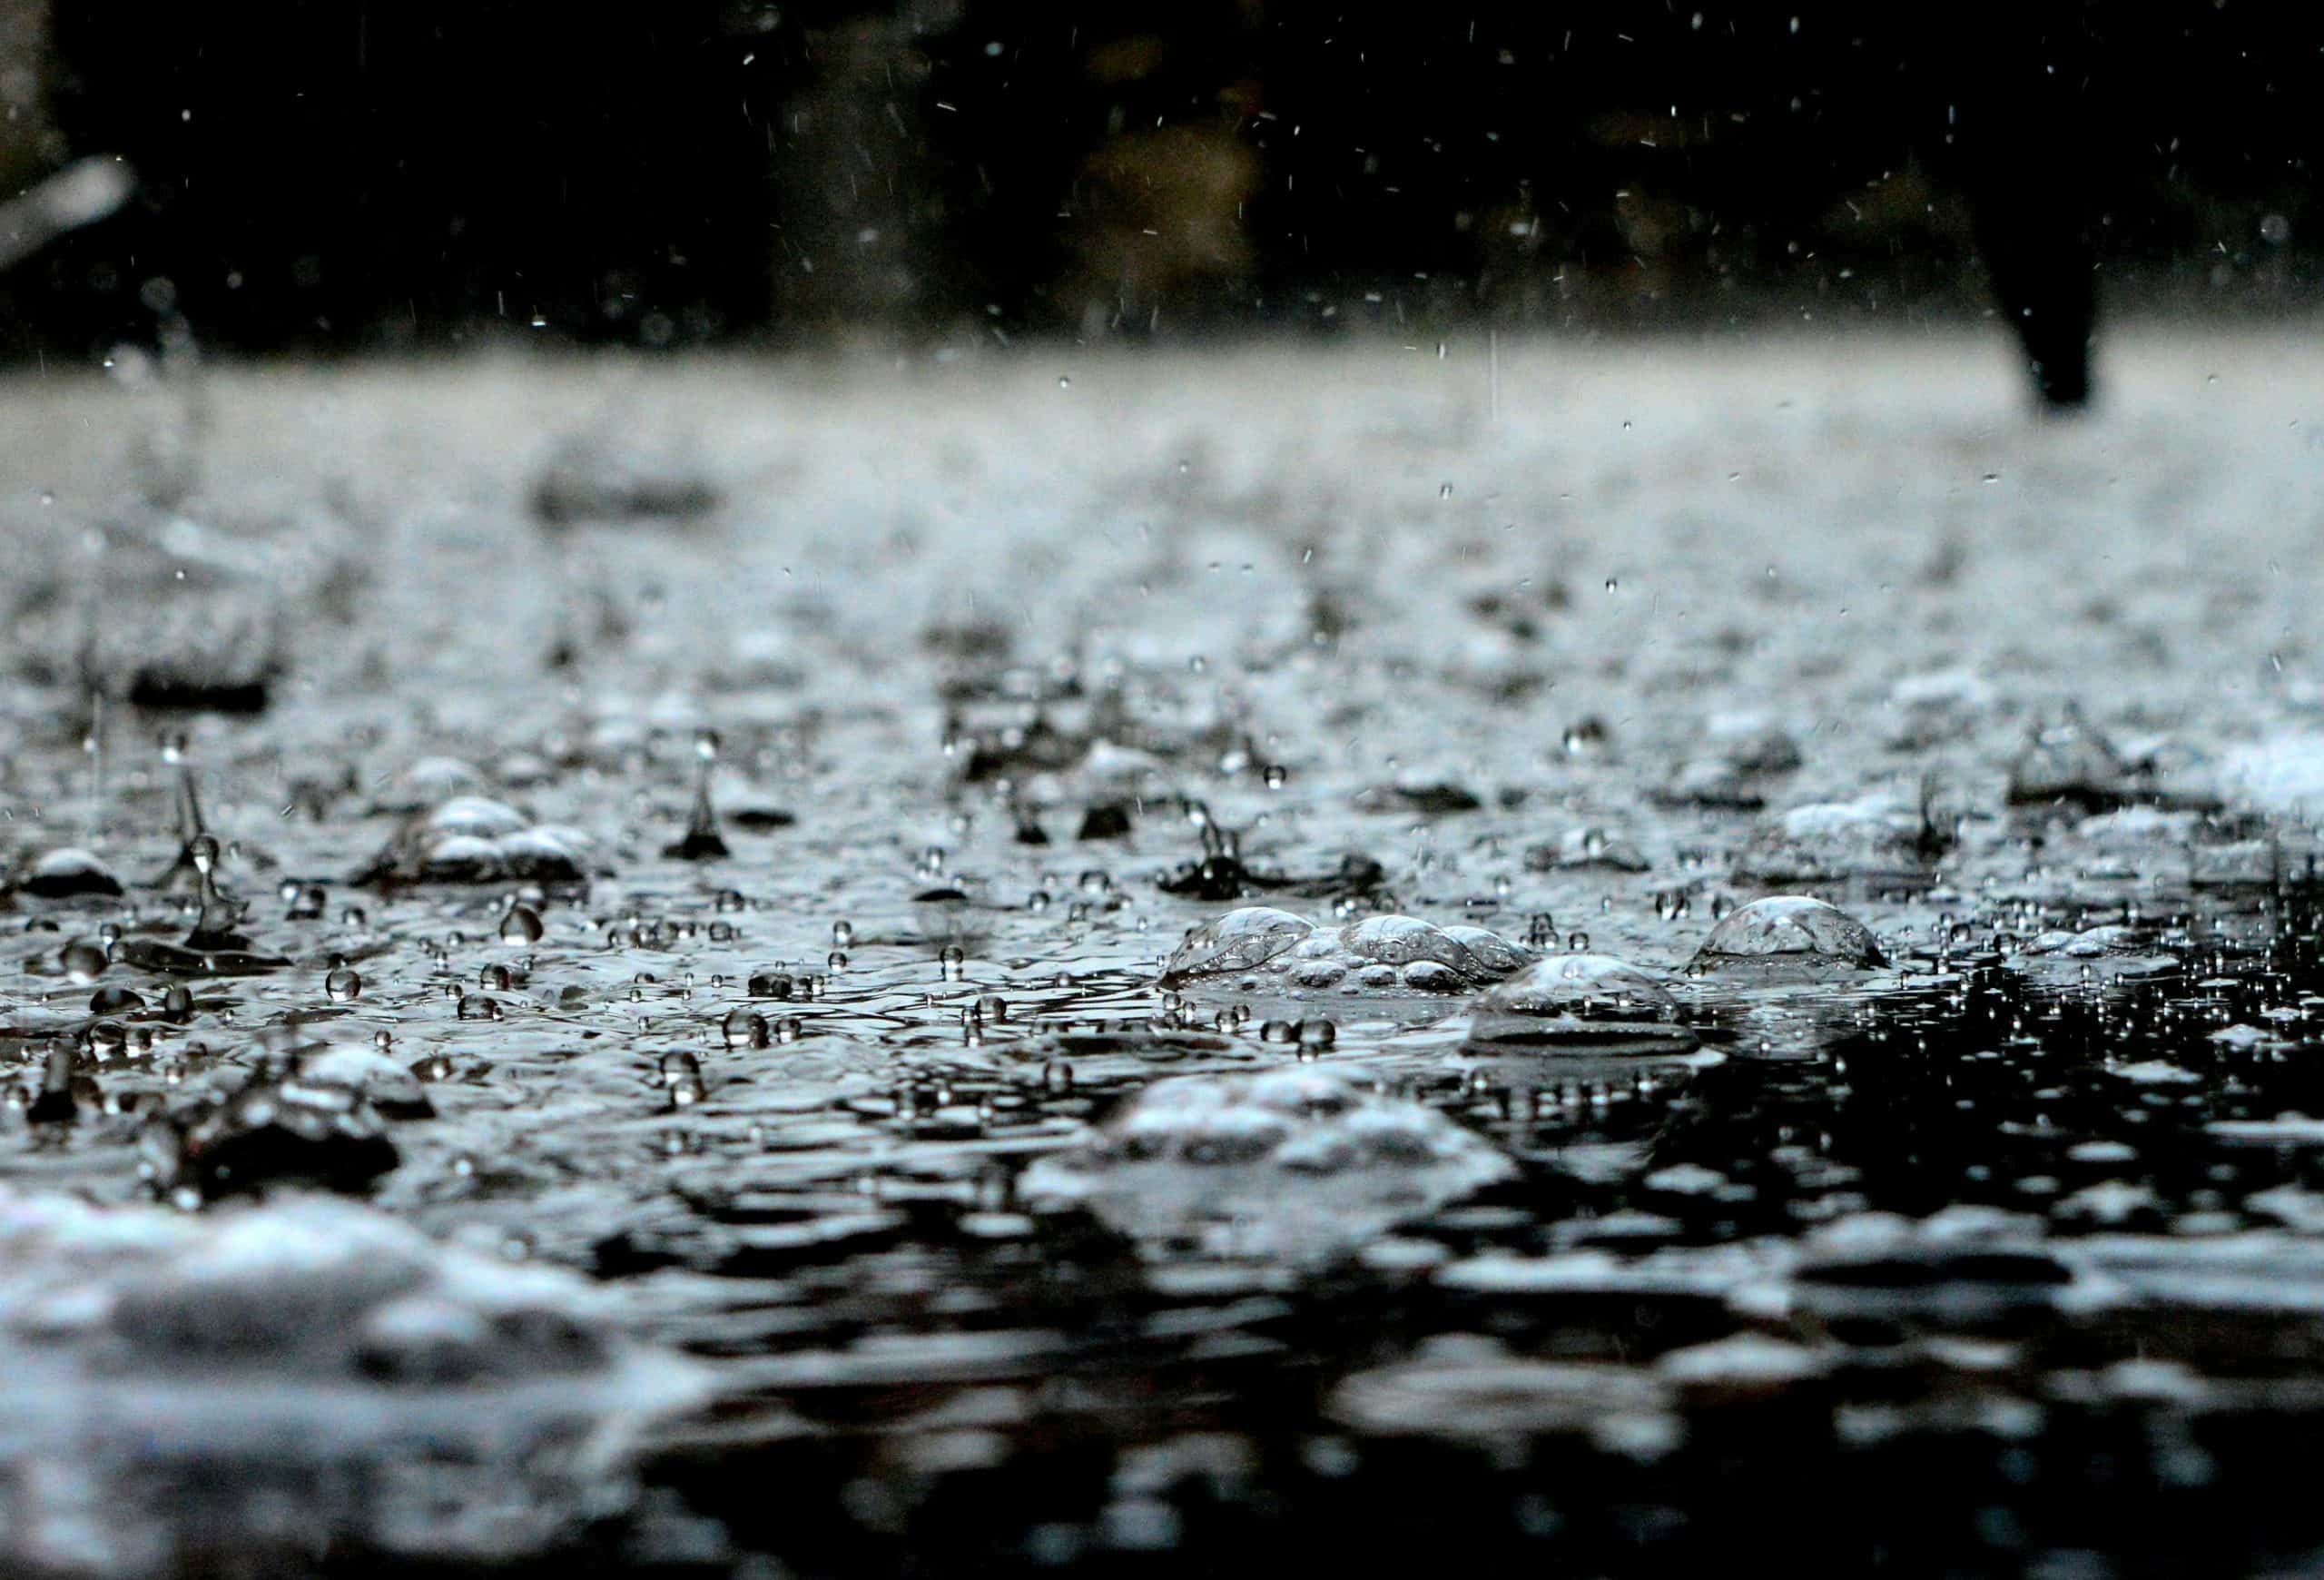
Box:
5;335;2324;1574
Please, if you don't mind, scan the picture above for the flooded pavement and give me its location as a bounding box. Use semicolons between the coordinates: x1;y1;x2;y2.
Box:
6;329;2324;1574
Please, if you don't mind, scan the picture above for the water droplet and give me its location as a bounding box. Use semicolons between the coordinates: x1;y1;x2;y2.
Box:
89;984;143;1015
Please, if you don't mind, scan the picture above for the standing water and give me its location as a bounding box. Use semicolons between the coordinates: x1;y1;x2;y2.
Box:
4;337;2324;1574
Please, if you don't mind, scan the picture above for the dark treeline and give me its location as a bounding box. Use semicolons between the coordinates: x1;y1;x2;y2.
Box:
0;0;2315;360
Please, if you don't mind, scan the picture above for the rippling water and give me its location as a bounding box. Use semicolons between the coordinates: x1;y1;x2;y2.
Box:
5;331;2324;1575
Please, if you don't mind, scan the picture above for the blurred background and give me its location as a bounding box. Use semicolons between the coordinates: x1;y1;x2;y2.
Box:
0;0;2313;362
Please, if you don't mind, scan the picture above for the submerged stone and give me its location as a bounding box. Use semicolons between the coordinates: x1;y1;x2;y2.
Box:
1018;1067;1515;1260
1689;896;1885;971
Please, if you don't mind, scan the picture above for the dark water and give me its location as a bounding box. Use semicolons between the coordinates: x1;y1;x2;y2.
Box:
6;335;2324;1575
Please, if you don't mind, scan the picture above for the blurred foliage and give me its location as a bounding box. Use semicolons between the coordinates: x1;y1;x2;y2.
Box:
0;0;2317;358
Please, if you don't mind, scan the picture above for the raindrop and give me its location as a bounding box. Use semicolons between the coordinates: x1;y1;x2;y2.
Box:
89;985;144;1015
665;729;730;860
722;1008;771;1049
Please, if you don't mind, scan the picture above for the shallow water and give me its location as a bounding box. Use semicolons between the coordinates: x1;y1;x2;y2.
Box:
6;330;2324;1574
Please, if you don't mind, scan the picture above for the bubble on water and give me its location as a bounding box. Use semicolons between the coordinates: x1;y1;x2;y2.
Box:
1561;717;1610;756
1528;825;1648;874
747;970;795;1000
1439;924;1532;976
371;755;492;814
2008;705;2141;812
530;423;721;527
1364;770;1482;815
1163;906;1529;994
722;1008;771;1050
660;1050;707;1106
325;963;363;1002
832;919;855;948
1018;1067;1515;1261
0;1187;707;1571
2004;925;2180;986
1160;907;1314;983
295;1044;433;1120
60;940;108;983
89;984;146;1016
485;902;545;948
1330;1335;1673;1447
1736;794;1945;885
1736;1209;2095;1324
62;527;291;712
1689;895;1886;971
143;1074;400;1202
1465;953;1699;1053
355;795;595;886
13;848;124;900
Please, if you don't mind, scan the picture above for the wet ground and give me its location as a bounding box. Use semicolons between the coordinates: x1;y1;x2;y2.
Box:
7;327;2324;1575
